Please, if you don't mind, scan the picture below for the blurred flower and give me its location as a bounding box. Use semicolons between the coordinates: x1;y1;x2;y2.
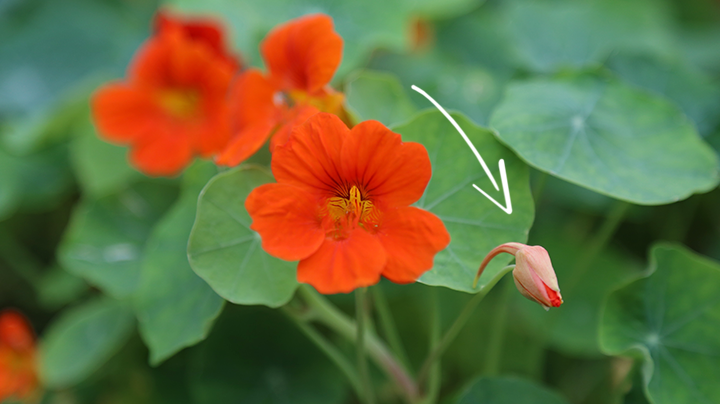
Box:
91;9;240;176
0;310;39;402
246;113;450;294
474;242;563;309
216;14;346;166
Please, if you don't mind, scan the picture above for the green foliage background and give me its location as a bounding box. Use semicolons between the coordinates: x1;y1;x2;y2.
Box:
1;0;720;403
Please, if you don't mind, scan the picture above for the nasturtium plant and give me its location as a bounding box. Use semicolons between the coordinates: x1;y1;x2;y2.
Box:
600;244;720;404
187;166;299;307
345;70;417;127
455;376;570;404
490;74;720;205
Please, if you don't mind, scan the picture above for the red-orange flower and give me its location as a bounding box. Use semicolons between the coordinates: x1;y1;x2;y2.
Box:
216;14;345;166
246;113;450;294
91;10;240;176
0;310;39;402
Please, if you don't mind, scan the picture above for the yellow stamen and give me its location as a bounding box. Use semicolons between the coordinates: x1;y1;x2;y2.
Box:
158;89;200;119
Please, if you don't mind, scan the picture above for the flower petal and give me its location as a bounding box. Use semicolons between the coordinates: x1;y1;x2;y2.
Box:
246;183;325;261
297;228;386;294
341;120;432;208
230;69;280;131
215;120;275;167
261;14;343;93
376;207;450;284
129;128;193;176
272;112;348;195
91;83;163;143
269;105;320;152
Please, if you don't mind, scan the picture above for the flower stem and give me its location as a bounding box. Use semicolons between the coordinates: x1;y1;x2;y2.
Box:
356;288;376;404
299;285;419;403
417;265;514;387
372;286;411;369
282;306;363;396
419;288;442;404
483;276;513;375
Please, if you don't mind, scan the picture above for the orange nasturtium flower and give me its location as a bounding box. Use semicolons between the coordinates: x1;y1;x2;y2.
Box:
92;10;241;176
0;310;39;402
216;14;345;166
246;113;451;294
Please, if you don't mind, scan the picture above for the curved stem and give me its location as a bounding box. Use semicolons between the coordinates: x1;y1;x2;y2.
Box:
483;277;513;375
356;288;376;404
418;266;515;387
372;286;411;369
299;285;419;403
420;288;442;404
283;306;363;396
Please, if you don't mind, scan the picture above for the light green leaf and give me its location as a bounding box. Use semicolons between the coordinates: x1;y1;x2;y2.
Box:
505;0;675;73
58;181;178;298
188;166;298;307
490;75;720;205
36;266;89;310
455;376;570;404
345;70;417;127
70;115;143;198
39;297;135;389
134;161;225;365
607;52;720;137
600;243;720;404
392;111;534;293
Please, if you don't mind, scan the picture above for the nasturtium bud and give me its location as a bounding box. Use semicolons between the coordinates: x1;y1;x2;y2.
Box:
473;242;563;310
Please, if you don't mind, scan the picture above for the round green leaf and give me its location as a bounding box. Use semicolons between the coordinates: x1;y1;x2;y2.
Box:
345;70;417;127
134;162;225;365
58;180;179;298
188;166;298;307
490;75;720;205
600;243;720;404
40;297;135;389
392;111;534;293
455;376;570;404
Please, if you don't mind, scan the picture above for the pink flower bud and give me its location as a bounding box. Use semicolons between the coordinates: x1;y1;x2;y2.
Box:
473;242;563;309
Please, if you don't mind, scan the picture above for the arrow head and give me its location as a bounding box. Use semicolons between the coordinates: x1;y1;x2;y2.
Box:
472;159;513;215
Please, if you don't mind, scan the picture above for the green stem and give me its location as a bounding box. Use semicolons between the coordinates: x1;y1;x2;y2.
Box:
419;288;442;404
483;277;513;376
417;266;514;387
356;288;376;404
299;285;419;403
372;286;411;369
566;200;629;290
282;307;363;396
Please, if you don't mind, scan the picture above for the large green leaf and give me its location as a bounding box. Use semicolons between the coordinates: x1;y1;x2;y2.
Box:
600;244;720;404
188;305;347;404
134;162;225;365
39;297;135;389
490;75;720;205
607;52;720;137
455;376;570;404
392;111;534;293
345;70;417;127
58;181;179;298
504;0;674;73
188;166;298;307
70;115;143;198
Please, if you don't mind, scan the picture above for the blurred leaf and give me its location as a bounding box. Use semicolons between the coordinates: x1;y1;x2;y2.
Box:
679;27;720;75
490;75;720;205
600;243;720;404
189;305;348;404
40;297;135;389
369;51;507;126
58;180;179;299
134;161;225;365
345;70;417;127
455;376;570;404
393;111;534;293
70;114;142;198
188;166;298;306
607;52;720;137
35;266;89;310
505;0;675;73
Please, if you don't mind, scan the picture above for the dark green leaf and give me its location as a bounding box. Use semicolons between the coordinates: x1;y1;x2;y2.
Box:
455;376;570;404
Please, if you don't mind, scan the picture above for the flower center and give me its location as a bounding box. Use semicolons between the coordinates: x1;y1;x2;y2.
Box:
158;89;200;119
323;185;381;239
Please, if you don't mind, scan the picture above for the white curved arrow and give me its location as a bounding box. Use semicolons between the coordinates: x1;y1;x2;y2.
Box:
411;85;513;215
